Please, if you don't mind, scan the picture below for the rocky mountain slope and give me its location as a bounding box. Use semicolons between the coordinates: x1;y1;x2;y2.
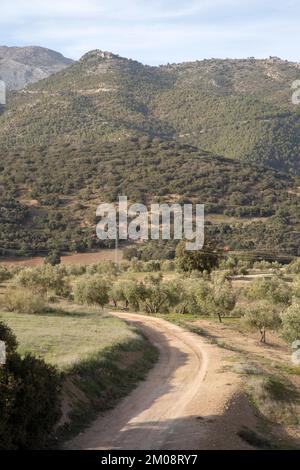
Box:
0;46;73;90
1;49;300;257
1;50;300;172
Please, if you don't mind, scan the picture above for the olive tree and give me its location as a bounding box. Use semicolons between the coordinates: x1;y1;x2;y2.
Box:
246;277;291;305
243;302;281;343
120;280;147;311
195;277;236;322
74;275;109;310
281;300;300;343
109;280;126;307
16;265;69;296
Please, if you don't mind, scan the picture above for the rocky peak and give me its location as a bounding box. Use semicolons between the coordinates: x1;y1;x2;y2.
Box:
80;49;120;62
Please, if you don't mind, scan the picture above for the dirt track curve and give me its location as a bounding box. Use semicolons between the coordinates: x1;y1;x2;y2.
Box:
65;312;255;450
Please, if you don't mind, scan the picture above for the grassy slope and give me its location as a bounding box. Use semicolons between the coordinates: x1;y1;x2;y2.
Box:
0;305;158;442
0;305;138;369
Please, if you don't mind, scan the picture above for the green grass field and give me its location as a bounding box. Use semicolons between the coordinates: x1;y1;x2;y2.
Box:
0;304;139;370
0;303;158;442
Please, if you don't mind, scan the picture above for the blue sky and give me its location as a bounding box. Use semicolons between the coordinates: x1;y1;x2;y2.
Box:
1;0;299;64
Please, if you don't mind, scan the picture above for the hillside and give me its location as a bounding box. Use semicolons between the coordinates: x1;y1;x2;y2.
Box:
1;51;300;172
0;136;300;257
0;45;73;90
1;50;300;258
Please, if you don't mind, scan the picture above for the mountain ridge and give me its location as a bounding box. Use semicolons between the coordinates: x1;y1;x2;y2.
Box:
0;45;74;90
1;49;300;172
1;48;300;257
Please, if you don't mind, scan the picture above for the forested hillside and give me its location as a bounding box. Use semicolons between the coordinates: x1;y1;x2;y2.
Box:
1;51;300;172
1;50;300;257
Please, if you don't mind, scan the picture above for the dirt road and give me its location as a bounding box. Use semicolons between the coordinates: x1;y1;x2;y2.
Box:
65;313;255;450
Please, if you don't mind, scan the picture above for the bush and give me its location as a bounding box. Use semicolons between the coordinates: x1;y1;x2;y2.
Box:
0;266;12;283
128;257;144;273
286;258;300;274
44;250;61;266
120;279;147;311
0;323;61;449
0;321;18;354
142;260;161;272
1;288;46;314
161;260;175;272
123;247;139;260
65;264;87;276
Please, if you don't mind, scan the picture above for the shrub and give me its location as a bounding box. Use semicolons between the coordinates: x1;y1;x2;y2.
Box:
109;280;127;307
0;266;12;283
0;323;61;449
0;321;18;354
1;288;46;314
44;250;61;266
286;258;300;274
123;247;139;260
121;280;147;311
119;260;130;272
65;264;87;276
142;260;161;272
128;257;144;272
161;260;175;272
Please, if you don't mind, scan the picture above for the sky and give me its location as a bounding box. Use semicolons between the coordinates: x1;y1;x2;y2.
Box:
0;0;299;64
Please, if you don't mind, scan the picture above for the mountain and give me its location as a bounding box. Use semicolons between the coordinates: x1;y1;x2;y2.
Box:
1;49;300;258
0;46;73;90
1;50;300;172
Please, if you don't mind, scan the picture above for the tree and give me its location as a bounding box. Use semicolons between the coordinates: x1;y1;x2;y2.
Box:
74;275;109;310
210;278;236;323
246;276;291;305
175;240;219;273
109;280;127;307
44;250;61;266
142;277;178;314
16;265;69;297
195;277;236;322
243;302;282;343
121;280;147;311
281;300;300;343
123;247;139;261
